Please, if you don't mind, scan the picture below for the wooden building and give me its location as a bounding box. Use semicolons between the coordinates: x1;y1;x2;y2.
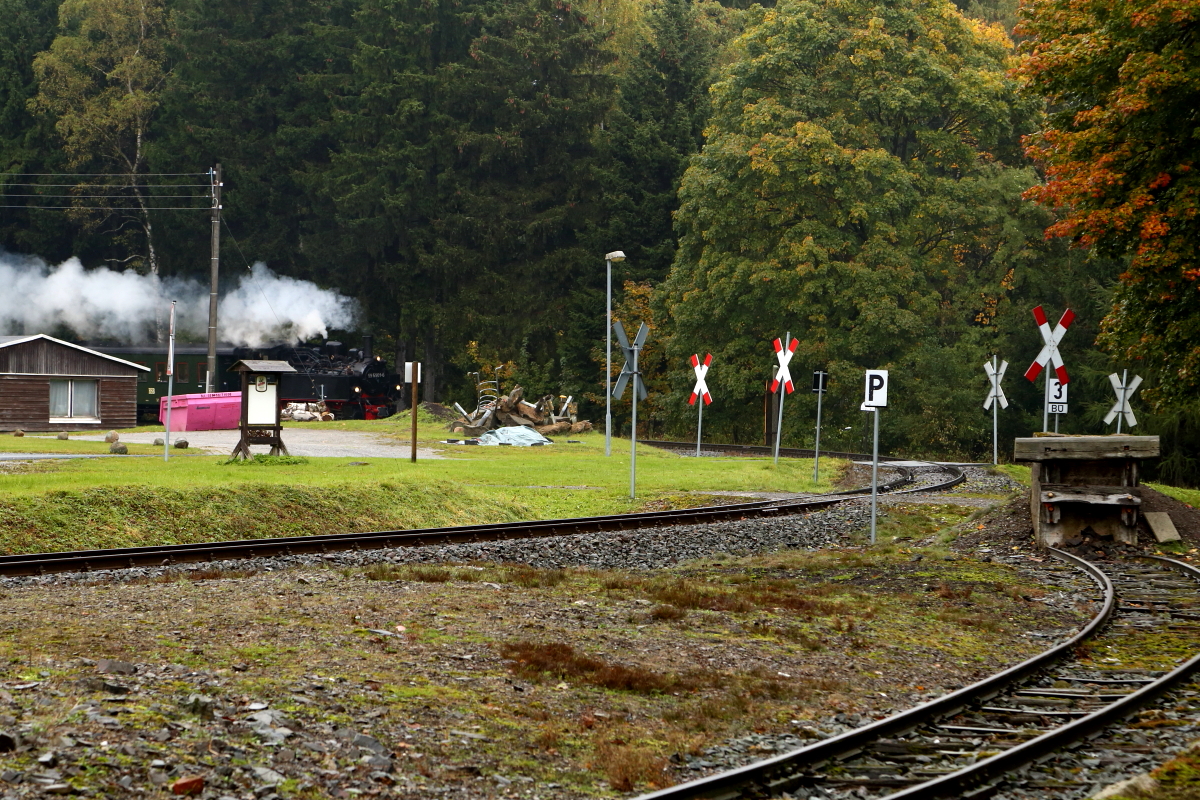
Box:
0;335;150;431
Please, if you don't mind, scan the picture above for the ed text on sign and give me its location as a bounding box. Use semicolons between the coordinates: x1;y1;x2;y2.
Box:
771;337;799;394
1025;305;1075;384
983;359;1009;410
1048;378;1068;414
863;370;888;408
689;353;712;406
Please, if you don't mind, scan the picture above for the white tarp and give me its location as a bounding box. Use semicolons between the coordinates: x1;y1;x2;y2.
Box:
477;426;552;446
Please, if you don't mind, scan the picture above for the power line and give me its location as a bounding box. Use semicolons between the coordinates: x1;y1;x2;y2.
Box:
0;183;211;188
0;172;207;177
0;205;210;210
3;194;207;199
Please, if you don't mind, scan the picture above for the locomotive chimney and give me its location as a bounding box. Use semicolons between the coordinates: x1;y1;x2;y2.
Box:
362;334;374;361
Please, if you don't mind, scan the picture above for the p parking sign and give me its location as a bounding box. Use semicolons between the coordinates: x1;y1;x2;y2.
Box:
863;370;888;408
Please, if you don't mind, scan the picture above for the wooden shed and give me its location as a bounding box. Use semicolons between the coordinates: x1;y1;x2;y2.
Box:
0;335;150;431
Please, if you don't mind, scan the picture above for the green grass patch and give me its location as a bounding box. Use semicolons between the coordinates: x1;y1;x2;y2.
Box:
993;463;1031;486
0;430;845;552
0;434;195;456
1147;482;1200;507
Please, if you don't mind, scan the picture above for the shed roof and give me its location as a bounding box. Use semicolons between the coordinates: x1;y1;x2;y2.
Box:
228;359;297;374
0;334;150;372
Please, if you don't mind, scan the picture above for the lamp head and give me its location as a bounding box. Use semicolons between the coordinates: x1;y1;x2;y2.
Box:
605;251;626;262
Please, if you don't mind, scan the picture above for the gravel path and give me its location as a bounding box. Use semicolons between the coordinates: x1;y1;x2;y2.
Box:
62;428;446;459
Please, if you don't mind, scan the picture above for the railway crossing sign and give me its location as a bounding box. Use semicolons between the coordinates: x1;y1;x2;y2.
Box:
1104;371;1142;432
689;353;712;457
613;320;649;499
1024;305;1075;432
983;356;1008;466
688;353;712;406
1048;379;1068;415
1024;305;1075;384
771;336;798;394
769;334;798;464
612;321;649;401
983;359;1008;411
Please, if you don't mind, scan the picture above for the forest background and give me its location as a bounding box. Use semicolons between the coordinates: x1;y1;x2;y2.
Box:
1;0;1197;481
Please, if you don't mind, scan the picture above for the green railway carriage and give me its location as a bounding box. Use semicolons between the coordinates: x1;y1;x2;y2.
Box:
89;344;240;423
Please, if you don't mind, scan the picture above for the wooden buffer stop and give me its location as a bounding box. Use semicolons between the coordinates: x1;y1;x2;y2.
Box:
1014;435;1160;548
229;360;296;459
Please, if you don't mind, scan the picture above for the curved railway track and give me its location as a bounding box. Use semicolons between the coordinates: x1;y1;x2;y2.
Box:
636;553;1200;800
0;449;963;579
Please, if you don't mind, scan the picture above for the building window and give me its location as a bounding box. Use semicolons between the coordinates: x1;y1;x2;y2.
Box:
156;362;168;382
175;362;189;383
49;380;99;421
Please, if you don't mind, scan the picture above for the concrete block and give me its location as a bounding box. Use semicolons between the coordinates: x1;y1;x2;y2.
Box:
1145;511;1181;543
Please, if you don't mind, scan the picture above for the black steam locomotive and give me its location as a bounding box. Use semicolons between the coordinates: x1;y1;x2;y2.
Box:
93;334;402;422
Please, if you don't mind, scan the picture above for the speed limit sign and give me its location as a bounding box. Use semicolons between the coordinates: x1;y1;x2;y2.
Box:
1048;378;1068;414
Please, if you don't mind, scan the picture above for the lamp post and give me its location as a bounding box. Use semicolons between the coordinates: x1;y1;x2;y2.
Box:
604;250;625;457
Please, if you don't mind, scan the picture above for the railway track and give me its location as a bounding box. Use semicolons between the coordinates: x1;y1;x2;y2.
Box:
0;450;964;579
636;553;1200;800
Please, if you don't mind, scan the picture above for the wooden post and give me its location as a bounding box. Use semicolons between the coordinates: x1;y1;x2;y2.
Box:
410;362;418;463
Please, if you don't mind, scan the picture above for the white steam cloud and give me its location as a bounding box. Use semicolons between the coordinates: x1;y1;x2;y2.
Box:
0;253;358;346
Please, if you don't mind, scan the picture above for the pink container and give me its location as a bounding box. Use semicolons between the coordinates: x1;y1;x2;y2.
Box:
158;392;242;431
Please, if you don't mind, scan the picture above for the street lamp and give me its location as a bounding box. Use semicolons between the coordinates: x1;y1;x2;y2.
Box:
605;250;626;457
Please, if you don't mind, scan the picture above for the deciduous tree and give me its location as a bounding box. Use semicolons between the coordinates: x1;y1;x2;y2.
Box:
1016;0;1200;409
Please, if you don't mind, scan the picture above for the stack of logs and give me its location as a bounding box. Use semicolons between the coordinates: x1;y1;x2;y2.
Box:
450;385;593;437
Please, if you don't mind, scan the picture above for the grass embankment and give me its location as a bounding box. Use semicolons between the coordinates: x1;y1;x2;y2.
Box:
0;539;1088;796
0;428;844;554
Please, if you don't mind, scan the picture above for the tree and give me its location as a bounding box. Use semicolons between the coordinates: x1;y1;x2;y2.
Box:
1016;0;1200;410
659;0;1048;454
29;0;172;275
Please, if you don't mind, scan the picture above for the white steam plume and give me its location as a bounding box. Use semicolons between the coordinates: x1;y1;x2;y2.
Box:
0;252;358;346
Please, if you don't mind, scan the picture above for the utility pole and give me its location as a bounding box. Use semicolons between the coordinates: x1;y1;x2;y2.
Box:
206;164;222;393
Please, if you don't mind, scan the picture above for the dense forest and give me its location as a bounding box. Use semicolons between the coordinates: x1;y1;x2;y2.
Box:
0;0;1196;476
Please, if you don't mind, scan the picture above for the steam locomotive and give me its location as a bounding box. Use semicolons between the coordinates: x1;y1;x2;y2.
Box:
92;334;402;422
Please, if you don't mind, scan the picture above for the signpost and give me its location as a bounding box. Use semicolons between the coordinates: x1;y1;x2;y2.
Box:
1024;305;1074;432
1104;370;1142;433
1048;378;1068;432
688;353;712;457
812;370;828;482
861;369;888;545
982;357;1008;466
770;334;798;465
406;362;421;462
163;301;177;462
612;320;649;499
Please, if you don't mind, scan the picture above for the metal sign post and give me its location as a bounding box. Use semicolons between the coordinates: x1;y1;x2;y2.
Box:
770;334;798;465
1024;305;1074;432
406;362;421;463
612;321;649;499
982;357;1009;465
604;251;625;457
862;369;889;544
689;353;712;457
163;301;177;462
1104;370;1142;432
812;370;828;482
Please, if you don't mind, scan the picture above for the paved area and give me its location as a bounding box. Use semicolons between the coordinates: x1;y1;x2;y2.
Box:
59;429;447;459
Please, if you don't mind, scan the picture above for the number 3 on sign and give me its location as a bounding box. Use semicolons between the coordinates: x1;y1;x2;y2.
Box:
1049;378;1068;415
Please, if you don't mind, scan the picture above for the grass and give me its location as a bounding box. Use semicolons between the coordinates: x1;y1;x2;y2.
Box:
0;427;844;554
1147;482;1200;507
0;433;196;456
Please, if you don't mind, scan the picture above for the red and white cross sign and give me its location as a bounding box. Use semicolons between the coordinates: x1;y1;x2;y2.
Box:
689;353;712;406
1024;305;1075;384
771;337;798;394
